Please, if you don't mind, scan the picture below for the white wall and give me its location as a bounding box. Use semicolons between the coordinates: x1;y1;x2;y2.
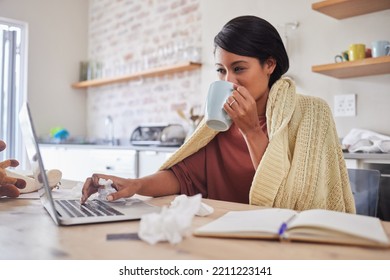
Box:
1;0;389;140
201;0;390;137
0;0;88;139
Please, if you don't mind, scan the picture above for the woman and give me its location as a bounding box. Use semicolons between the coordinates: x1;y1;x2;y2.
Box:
82;16;355;213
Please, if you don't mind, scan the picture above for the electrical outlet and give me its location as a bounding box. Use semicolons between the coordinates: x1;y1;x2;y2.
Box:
334;94;356;117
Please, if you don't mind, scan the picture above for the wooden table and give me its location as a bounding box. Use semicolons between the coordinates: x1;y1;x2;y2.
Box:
1;195;390;260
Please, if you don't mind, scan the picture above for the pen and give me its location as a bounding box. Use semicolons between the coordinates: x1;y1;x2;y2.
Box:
278;214;297;239
278;222;288;236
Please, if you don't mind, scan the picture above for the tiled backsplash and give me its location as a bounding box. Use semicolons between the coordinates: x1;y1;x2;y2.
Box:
87;0;202;143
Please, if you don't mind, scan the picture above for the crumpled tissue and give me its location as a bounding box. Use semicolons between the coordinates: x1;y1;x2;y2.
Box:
97;178;126;202
97;178;116;200
69;179;114;200
70;179;123;201
138;194;214;245
342;128;390;153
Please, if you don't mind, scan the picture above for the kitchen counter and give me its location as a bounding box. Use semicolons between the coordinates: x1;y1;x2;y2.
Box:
40;144;390;160
38;143;179;153
344;152;390;160
343;152;390;173
39;145;390;159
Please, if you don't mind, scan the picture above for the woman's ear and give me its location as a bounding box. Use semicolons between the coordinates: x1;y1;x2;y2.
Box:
265;58;277;75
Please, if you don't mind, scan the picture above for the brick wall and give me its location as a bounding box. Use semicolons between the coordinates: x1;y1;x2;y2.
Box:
87;0;202;143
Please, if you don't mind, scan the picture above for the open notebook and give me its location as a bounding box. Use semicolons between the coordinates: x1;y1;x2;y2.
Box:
194;208;390;248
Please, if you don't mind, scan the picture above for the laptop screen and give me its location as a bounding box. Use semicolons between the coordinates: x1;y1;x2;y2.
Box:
19;103;60;225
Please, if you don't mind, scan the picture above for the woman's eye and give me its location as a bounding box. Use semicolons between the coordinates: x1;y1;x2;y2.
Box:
216;68;226;74
234;66;244;72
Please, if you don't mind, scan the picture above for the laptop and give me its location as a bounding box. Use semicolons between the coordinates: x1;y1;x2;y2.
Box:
19;102;160;225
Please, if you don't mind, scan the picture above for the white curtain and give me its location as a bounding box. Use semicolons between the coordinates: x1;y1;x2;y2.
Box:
0;18;27;164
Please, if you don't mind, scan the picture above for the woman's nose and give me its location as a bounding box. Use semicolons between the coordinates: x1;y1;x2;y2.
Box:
224;73;237;84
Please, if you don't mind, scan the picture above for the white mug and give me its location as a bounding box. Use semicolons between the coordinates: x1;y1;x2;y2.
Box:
371;40;390;57
205;81;234;131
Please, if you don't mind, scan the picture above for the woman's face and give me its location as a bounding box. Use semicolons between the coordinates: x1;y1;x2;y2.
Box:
214;46;275;103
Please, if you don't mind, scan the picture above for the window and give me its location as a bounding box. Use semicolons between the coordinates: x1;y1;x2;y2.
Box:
0;17;28;165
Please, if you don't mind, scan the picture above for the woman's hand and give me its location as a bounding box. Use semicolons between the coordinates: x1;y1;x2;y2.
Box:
223;85;262;136
223;85;269;169
81;170;181;204
81;173;141;204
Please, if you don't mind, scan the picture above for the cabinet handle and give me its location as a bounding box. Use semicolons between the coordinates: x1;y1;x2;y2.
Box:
148;151;158;155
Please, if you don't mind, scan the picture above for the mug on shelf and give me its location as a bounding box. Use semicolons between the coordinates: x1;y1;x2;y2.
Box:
371;40;390;57
334;50;349;63
365;48;372;58
348;44;366;61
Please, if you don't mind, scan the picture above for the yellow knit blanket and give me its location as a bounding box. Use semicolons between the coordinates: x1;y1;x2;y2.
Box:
160;78;356;213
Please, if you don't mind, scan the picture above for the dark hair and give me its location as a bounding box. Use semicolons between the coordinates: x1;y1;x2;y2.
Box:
214;15;289;88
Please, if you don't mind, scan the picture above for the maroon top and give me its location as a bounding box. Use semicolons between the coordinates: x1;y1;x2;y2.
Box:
170;117;268;204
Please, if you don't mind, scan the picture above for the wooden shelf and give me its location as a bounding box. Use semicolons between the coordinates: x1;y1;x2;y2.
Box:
312;56;390;78
71;61;202;89
312;0;390;19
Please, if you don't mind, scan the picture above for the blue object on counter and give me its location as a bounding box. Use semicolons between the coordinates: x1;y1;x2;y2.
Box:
51;127;69;140
54;129;69;139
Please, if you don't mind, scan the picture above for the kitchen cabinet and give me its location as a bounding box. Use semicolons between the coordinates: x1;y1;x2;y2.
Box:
87;149;137;178
311;0;390;79
39;144;176;181
39;145;137;182
312;0;390;19
39;146;91;181
138;150;174;178
71;61;201;89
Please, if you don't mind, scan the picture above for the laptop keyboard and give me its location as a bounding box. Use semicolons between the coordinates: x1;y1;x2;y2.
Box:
55;199;124;218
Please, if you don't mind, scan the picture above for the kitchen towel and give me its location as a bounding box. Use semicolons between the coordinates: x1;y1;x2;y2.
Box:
342;128;390;153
